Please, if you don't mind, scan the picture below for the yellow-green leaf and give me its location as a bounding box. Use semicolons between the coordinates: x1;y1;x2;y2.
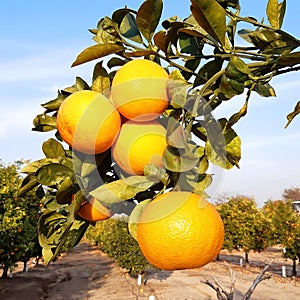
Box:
128;199;152;240
191;0;226;46
136;0;163;42
71;44;124;67
266;0;286;29
90;176;156;204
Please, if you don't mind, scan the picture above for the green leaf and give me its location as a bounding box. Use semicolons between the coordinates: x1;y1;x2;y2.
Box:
184;172;212;195
18;174;39;195
205;121;241;169
92;61;109;81
136;0;163;42
90;176;156;204
190;0;226;46
42;138;66;158
227;101;248;128
38;210;67;250
41;92;65;113
225;56;250;82
21;158;59;174
144;164;169;185
75;76;90;91
92;17;121;44
166;117;189;149
194;58;223;87
119;12;143;43
124;50;154;57
73;150;110;179
167;70;191;109
71;44;124;67
181;58;201;81
128;199;152;240
266;0;286;29
285;100;300;128
163;144;200;172
107;57;128;69
56;176;76;204
277;51;300;67
254;82;276;97
32;114;57;132
59;220;89;252
42;248;55;265
92;75;110;94
218;74;244;100
36;163;74;187
192;124;207;141
178;32;201;54
197;155;209;174
238;28;299;55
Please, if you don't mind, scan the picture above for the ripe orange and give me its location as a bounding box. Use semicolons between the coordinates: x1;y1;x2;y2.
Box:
112;120;167;175
57;90;121;154
137;191;224;270
111;59;169;122
77;197;111;222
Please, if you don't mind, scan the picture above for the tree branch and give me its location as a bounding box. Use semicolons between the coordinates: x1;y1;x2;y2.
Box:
242;263;271;300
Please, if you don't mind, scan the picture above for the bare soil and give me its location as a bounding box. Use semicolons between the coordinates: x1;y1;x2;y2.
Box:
1;241;300;300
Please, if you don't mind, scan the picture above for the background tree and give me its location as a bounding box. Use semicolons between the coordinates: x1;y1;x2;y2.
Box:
217;195;271;264
85;217;155;276
262;199;300;276
282;187;300;201
0;161;41;278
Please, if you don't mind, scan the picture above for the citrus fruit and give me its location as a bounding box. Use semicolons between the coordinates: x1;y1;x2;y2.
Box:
57;90;121;154
112;120;167;175
77;197;111;222
111;59;169;122
137;191;224;270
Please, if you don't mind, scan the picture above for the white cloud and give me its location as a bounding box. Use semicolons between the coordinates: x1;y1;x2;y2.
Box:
0;46;92;84
0;104;38;139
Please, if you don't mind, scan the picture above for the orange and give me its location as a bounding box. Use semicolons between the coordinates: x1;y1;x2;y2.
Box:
112;120;167;175
77;197;111;222
137;191;224;270
57;90;121;154
111;59;169;122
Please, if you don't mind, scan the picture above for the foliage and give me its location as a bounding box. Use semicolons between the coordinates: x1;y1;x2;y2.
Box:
0;161;42;278
20;0;300;263
262;199;300;275
85;217;155;275
217;196;271;263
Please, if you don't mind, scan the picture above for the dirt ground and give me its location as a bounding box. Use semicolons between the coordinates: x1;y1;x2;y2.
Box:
1;241;300;300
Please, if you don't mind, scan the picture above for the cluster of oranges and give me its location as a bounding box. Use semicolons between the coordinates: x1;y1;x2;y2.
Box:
56;59;224;270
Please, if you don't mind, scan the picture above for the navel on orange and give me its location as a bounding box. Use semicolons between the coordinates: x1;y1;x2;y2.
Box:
57;90;121;154
137;191;224;270
111;59;169;122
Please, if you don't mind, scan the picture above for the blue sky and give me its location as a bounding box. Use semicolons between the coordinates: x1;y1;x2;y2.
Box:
1;0;299;206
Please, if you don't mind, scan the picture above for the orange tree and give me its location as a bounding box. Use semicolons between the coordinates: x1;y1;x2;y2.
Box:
20;0;300;268
263;199;300;276
0;161;42;278
217;196;271;264
85;217;155;276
